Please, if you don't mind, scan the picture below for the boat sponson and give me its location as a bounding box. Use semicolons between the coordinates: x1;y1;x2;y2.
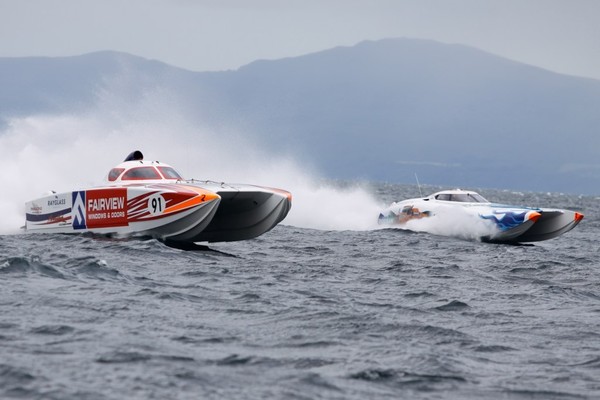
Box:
512;210;583;242
189;191;291;242
155;197;221;241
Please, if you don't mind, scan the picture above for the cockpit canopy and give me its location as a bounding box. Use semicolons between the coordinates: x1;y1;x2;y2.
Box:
432;190;489;203
107;161;184;183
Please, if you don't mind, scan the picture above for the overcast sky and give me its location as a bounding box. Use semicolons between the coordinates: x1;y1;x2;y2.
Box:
1;0;599;79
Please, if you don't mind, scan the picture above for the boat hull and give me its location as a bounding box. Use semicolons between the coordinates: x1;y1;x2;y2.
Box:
25;185;221;240
25;182;292;243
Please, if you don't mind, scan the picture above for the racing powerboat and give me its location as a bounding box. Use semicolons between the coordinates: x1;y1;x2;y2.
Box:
24;151;292;243
378;189;583;243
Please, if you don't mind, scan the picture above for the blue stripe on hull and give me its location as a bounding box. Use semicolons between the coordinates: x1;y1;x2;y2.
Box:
26;208;71;222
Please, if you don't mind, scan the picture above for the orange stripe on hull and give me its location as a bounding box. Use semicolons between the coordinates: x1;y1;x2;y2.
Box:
527;211;541;222
263;187;293;201
163;186;219;214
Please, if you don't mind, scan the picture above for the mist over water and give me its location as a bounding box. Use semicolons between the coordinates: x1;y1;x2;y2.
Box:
0;98;383;234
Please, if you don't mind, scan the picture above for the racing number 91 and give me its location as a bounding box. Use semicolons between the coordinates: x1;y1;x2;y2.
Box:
148;194;166;215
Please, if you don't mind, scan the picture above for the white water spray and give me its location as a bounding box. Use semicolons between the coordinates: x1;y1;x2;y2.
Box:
0;98;383;234
394;202;501;241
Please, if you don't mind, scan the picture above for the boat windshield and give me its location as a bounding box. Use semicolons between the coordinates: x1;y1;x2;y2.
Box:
435;192;489;203
158;166;183;180
108;168;125;182
121;167;162;180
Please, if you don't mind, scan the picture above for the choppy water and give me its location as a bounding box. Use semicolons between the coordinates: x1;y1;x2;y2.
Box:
1;184;599;399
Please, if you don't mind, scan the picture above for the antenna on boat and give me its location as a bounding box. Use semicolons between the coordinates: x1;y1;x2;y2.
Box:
415;173;423;197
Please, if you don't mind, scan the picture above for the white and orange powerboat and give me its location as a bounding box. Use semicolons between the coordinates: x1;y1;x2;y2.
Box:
378;189;583;243
24;151;292;243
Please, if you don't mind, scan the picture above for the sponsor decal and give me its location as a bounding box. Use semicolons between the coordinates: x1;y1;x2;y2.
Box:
72;191;87;229
29;202;43;214
47;198;66;206
85;188;128;228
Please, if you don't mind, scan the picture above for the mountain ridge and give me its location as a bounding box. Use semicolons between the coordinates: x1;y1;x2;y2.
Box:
1;38;599;194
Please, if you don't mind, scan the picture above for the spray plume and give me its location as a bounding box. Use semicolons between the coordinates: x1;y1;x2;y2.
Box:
0;94;383;234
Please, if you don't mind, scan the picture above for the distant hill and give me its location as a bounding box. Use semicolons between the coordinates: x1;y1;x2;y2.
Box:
2;39;600;194
0;51;196;119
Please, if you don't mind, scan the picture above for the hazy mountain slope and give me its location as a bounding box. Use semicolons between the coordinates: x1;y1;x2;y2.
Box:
200;39;600;192
1;39;599;193
0;51;197;119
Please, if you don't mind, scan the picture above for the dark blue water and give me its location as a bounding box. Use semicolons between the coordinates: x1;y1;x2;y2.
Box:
1;184;599;399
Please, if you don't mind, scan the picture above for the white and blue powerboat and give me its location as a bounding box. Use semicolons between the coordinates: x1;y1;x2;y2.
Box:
378;189;583;243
